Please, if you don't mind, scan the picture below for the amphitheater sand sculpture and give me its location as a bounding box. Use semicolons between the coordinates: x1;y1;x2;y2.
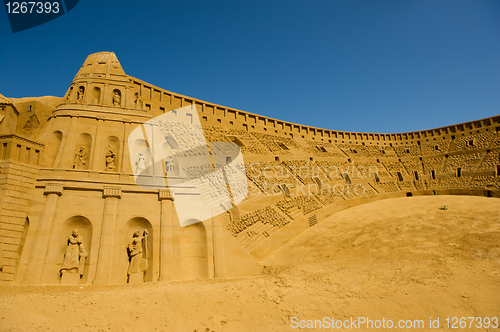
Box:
0;52;499;331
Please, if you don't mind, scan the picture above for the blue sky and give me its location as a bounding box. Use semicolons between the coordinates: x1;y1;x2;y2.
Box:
1;0;499;133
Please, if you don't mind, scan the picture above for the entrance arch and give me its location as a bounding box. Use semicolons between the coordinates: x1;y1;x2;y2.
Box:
180;221;209;280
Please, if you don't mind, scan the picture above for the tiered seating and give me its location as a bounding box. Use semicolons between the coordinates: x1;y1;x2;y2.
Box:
382;161;409;176
422;157;444;174
448;132;494;152
337;144;371;158
444;153;485;172
252;133;300;154
420;141;450;156
245;161;298;194
394;145;421;157
374;181;400;193
354;161;390;178
477;151;500;171
276;195;323;218
226;206;290;237
302;141;345;157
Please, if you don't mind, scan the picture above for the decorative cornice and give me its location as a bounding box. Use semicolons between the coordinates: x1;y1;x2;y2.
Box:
44;182;63;196
103;186;122;198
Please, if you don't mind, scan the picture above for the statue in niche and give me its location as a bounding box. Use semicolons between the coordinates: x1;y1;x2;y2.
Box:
113;91;121;107
77;87;85;103
127;229;148;283
135;152;146;174
105;149;116;171
164;156;175;174
60;229;87;279
134;93;142;109
73;147;87;169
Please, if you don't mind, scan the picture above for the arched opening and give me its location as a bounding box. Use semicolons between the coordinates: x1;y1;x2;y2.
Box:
486;190;493;198
180;221;208;280
104;136;120;172
43;131;63;167
406;192;413;197
115;217;154;283
73;133;92;170
91;87;101;105
56;216;93;284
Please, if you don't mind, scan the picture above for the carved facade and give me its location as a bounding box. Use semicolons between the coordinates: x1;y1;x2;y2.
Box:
0;52;498;285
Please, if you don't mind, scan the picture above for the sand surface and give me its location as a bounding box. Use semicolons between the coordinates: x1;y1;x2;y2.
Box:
1;195;499;331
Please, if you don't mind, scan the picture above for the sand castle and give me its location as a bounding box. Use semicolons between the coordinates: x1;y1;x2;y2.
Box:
0;52;498;285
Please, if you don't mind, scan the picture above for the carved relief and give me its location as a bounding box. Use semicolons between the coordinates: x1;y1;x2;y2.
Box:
73;147;87;169
113;89;121;107
127;229;148;283
105;149;116;171
134;92;142;109
23;114;40;132
59;229;87;283
77;86;85;103
135;152;146;173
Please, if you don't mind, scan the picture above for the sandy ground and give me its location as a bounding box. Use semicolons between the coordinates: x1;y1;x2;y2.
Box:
1;195;499;332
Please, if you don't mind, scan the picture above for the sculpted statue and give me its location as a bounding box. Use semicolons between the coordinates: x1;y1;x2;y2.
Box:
77;87;84;103
73;147;87;169
134;93;142;109
113;91;121;107
60;229;87;277
105;149;116;171
127;229;148;283
135;153;146;174
164;156;175;173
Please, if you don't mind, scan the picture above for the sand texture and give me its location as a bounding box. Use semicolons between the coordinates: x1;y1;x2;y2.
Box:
1;195;499;331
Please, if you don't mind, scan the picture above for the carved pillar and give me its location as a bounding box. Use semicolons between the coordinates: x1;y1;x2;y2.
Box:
158;189;175;281
124;86;130;109
59;116;79;168
212;213;227;278
102;84;109;106
21;183;63;285
90;119;102;170
93;186;121;284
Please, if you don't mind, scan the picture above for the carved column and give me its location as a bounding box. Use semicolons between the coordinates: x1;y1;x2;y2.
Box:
158;189;175;281
21;183;63;285
90;119;102;170
212;213;227;278
124;86;130;109
93;186;121;284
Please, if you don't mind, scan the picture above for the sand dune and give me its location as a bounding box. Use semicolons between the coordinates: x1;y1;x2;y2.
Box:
1;195;499;331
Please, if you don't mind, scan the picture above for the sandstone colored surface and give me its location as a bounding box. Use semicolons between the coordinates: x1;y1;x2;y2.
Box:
0;51;499;289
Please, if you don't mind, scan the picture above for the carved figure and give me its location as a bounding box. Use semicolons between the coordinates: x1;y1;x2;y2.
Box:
134;93;142;109
77;87;84;103
164;156;175;173
113;91;121;107
60;229;87;277
73;147;87;169
127;229;148;282
135;153;146;173
105;149;116;171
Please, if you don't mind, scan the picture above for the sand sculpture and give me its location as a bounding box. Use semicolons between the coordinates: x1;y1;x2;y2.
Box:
0;52;498;285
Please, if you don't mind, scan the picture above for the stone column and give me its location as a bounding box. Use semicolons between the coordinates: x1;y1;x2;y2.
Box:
90;119;102;170
158;189;175;281
93;186;121;284
21;183;63;285
212;213;227;278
